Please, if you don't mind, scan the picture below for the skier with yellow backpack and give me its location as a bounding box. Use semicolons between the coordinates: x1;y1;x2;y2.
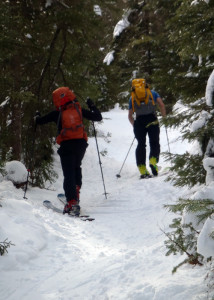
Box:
128;78;166;178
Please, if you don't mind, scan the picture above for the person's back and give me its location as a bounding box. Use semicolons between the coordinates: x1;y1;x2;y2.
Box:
128;78;166;178
35;87;102;214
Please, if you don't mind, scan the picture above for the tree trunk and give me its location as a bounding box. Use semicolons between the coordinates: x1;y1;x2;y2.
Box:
11;100;22;161
10;54;22;161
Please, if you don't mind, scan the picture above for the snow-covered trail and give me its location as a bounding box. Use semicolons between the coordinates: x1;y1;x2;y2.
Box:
0;106;208;300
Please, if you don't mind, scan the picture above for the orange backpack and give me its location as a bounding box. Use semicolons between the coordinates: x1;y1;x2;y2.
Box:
131;79;154;112
52;87;87;145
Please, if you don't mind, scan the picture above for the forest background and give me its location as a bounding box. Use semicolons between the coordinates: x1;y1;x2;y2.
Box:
1;0;214;283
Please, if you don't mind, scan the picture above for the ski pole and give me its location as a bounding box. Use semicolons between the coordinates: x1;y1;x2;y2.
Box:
23;119;37;199
165;127;171;154
86;97;108;199
116;137;135;178
92;120;108;199
165;126;173;167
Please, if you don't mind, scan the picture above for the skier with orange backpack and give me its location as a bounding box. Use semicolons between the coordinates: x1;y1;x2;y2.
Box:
35;87;102;214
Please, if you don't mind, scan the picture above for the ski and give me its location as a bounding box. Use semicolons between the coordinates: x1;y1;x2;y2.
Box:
139;169;170;179
140;175;152;179
43;200;94;221
57;193;66;205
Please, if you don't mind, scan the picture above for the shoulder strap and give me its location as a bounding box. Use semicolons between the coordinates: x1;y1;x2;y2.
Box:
131;91;135;112
147;89;155;105
56;109;62;140
73;102;82;121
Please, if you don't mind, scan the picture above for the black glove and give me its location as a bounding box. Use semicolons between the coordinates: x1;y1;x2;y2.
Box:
34;111;41;122
86;97;95;110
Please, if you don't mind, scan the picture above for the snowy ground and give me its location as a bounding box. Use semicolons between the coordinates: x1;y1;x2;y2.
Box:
0;105;210;300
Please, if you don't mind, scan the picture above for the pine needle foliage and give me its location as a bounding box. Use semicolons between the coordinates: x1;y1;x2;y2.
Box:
162;98;214;188
165;198;214;224
0;0;125;186
162;218;203;273
163;197;214;272
164;152;206;187
109;0;214;279
0;239;15;256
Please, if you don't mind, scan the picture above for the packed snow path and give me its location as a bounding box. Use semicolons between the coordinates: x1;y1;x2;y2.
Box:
0;106;208;299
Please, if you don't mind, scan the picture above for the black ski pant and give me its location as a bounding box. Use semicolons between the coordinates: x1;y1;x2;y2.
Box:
133;114;160;166
57;139;88;202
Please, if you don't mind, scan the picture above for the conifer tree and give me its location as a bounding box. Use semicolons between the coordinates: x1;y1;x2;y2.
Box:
0;0;125;186
163;0;214;186
105;0;214;273
102;0;180;110
162;0;214;272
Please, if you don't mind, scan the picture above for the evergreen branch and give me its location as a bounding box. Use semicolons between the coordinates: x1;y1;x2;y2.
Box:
210;231;214;240
37;27;61;102
160;227;192;257
51;29;67;89
163;152;206;187
0;239;15;256
172;258;189;274
165;198;214;224
161;227;203;268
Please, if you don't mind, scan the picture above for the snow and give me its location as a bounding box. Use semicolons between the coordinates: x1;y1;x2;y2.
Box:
103;11;130;66
5;161;28;184
103;50;115;65
205;69;214;106
94;5;102;16
25;33;32;39
190;110;211;132
45;0;53;8
203;157;214;185
0;96;10;108
113;15;130;38
205;138;214;157
185;72;199;78
0;106;212;299
191;0;210;4
191;0;200;5
198;216;214;258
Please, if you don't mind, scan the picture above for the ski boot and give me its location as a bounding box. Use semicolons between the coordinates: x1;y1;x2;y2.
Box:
138;164;152;179
149;157;158;176
63;199;80;215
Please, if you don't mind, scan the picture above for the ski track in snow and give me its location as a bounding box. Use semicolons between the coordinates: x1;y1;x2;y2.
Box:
0;107;208;300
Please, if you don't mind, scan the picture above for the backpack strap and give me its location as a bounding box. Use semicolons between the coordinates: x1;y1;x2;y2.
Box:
73;102;83;121
131;91;135;112
56;108;62;136
148;89;155;105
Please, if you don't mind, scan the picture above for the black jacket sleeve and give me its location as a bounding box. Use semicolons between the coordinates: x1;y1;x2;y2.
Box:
82;106;102;122
36;105;102;135
36;110;60;125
